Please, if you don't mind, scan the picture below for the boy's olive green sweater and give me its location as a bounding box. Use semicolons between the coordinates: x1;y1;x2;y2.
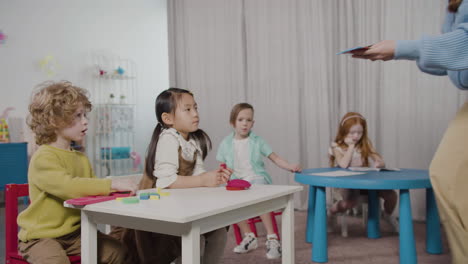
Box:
18;145;111;241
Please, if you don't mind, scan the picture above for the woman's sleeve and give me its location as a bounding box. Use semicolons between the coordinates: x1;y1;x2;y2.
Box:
395;23;468;72
154;133;180;188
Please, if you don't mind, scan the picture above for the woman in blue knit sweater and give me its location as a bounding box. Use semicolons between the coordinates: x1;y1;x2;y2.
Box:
351;1;467;262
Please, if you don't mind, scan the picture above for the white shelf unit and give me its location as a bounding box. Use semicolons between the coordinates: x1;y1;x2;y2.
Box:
88;55;139;177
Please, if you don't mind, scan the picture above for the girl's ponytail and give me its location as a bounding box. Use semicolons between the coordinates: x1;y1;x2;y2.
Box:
191;129;212;160
145;123;164;178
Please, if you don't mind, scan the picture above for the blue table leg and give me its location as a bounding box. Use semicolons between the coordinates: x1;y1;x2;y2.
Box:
306;185;316;243
399;189;417;264
426;188;442;254
312;186;327;263
367;190;380;238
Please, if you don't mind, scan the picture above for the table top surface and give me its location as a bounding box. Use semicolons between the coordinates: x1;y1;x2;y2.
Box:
64;185;302;223
295;168;431;190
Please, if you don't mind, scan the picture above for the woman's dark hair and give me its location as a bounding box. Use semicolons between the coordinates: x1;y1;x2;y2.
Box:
144;87;212;178
448;0;462;12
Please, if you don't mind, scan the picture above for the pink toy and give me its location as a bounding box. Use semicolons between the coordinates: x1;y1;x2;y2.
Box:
226;179;251;191
65;191;132;206
0;30;7;44
130;151;141;172
220;163;227;169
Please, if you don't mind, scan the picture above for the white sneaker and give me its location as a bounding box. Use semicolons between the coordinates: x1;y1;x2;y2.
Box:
383;213;399;233
265;238;282;259
233;233;258;253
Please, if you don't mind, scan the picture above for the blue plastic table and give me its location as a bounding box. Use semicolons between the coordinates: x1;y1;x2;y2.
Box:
295;168;442;263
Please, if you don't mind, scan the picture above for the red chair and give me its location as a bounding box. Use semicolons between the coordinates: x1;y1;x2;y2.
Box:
5;183;81;264
233;211;282;244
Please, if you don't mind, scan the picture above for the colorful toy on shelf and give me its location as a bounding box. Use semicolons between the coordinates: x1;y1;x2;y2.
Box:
130;151;141;172
0;118;10;143
100;147;131;160
115;66;125;76
226;179;251;191
0;30;7;45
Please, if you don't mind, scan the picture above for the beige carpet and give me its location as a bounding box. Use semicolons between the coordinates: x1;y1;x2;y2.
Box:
220;210;451;264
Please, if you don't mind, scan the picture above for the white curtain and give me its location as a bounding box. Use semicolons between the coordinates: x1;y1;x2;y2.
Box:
168;0;468;219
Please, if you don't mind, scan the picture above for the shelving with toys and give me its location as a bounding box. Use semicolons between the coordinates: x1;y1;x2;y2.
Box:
88;55;141;177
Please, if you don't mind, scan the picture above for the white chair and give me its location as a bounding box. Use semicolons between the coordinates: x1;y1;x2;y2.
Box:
330;189;369;237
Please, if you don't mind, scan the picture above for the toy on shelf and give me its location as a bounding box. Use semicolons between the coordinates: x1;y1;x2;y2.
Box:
0;30;7;45
0;119;10;143
226;179;251;191
115;66;125;76
130;151;141;172
101;147;131;160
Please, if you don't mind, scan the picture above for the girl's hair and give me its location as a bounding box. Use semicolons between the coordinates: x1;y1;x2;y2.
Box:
27;81;92;145
145;88;212;178
329;112;376;167
230;103;254;126
448;0;462;12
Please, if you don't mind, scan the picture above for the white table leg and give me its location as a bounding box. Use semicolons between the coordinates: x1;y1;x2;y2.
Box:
182;225;200;264
282;193;295;264
81;211;97;264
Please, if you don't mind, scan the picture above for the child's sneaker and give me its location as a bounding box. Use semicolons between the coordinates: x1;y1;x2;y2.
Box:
265;234;282;259
233;232;258;253
383;213;399;233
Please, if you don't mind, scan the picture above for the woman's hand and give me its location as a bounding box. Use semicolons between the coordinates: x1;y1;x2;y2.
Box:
350;40;396;61
111;178;138;195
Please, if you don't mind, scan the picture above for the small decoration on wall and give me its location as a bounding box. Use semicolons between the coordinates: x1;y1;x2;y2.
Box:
39;55;60;77
115;66;125;76
99;69;107;76
109;93;115;104
0;30;7;45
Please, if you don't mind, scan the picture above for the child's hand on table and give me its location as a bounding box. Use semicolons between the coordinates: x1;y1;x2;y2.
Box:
288;164;302;173
200;165;233;187
374;159;386;168
111;178;138;195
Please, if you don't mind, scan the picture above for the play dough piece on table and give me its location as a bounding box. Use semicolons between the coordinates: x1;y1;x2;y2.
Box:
122;197;140;204
226;179;251;191
157;187;170;196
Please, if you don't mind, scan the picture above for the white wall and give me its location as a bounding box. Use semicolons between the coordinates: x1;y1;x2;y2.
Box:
0;0;169;167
